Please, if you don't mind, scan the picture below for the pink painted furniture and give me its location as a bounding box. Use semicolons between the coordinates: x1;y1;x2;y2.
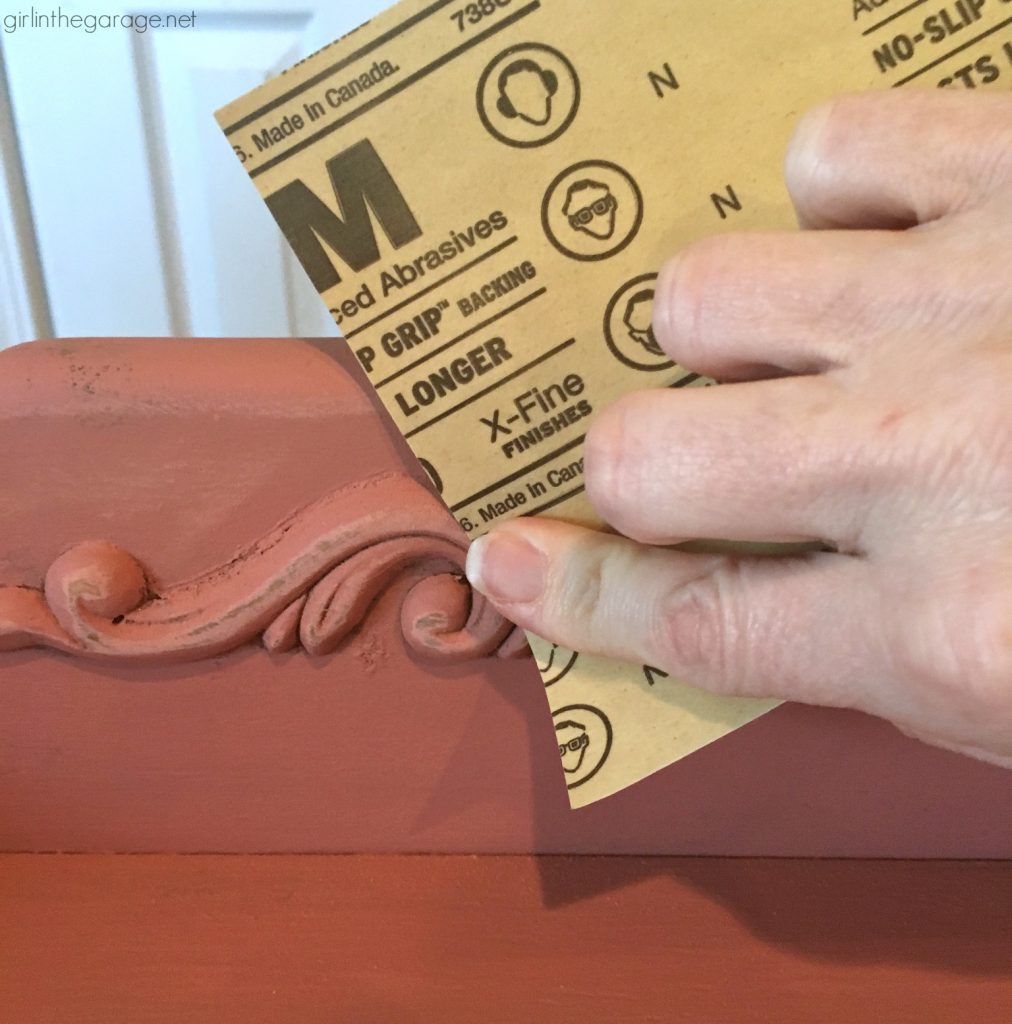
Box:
1;337;1010;855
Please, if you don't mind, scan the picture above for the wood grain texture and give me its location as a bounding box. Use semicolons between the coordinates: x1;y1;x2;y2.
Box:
1;855;1010;1023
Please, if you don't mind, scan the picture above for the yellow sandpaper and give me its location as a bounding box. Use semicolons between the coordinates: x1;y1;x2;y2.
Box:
217;0;1012;806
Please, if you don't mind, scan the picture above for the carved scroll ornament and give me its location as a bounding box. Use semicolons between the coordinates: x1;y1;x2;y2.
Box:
0;472;527;665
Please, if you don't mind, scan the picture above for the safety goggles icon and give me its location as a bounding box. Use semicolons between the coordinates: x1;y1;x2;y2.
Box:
568;194;615;229
558;733;590;758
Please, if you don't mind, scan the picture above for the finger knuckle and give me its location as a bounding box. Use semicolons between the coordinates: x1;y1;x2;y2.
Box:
785;94;864;199
562;544;606;627
786;93;889;209
656;566;736;681
977;132;1012;196
955;95;1012;194
584;397;658;540
958;598;1012;724
900;582;1012;735
964;386;1012;503
656;237;731;369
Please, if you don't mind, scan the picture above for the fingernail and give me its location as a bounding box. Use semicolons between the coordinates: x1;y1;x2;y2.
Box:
466;531;547;605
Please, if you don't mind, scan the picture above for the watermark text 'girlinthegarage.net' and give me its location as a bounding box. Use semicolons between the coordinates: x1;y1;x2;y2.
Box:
3;7;196;33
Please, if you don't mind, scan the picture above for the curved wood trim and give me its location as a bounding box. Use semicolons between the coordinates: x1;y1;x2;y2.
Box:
0;471;525;665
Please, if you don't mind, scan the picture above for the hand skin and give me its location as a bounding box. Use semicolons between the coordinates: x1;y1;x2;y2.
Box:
466;91;1012;770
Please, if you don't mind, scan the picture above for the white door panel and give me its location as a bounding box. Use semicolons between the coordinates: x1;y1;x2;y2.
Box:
0;44;50;346
143;16;317;338
3;21;175;339
0;0;390;347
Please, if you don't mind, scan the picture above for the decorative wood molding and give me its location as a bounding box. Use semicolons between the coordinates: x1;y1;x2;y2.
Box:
0;472;525;664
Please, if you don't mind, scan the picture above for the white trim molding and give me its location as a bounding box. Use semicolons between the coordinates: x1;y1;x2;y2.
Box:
0;39;51;348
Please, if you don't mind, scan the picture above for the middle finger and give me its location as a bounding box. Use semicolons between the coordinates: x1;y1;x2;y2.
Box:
585;375;885;550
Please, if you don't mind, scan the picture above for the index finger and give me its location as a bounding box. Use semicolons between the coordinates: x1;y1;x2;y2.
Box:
785;91;1012;229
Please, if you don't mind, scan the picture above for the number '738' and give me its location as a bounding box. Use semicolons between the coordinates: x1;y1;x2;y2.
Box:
450;0;512;32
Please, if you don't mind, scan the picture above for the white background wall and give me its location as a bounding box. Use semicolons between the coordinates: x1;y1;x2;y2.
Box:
0;0;389;348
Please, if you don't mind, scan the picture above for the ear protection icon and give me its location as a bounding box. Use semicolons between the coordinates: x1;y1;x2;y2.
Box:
496;59;559;119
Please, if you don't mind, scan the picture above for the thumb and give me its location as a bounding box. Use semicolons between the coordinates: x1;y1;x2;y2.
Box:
465;518;875;708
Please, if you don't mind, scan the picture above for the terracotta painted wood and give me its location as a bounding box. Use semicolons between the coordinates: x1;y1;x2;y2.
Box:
1;854;1010;1023
1;338;1011;856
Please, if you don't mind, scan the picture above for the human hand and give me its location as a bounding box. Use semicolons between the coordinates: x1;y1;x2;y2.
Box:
466;91;1012;768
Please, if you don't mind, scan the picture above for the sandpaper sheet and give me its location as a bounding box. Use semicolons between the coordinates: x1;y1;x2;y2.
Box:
217;0;1012;806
